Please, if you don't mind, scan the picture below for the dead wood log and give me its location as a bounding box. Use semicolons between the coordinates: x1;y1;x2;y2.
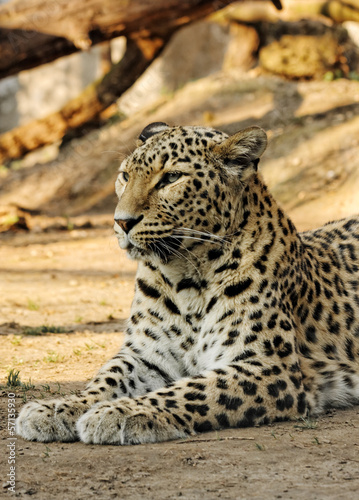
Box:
0;0;281;80
0;36;167;163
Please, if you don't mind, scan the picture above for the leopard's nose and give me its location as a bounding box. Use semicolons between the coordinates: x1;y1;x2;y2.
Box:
114;215;143;234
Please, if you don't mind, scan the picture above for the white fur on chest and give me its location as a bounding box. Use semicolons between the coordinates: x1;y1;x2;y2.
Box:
135;261;254;377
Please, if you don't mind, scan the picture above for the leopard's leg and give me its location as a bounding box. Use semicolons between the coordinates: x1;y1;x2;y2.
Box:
77;363;309;445
16;350;174;442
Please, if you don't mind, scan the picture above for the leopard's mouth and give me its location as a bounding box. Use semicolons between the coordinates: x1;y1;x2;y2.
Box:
148;236;181;260
116;227;182;262
124;236;182;262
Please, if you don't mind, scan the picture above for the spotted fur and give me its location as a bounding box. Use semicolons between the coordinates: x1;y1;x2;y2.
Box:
17;123;359;445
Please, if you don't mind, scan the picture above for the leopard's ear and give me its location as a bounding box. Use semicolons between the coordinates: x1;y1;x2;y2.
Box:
214;126;267;179
138;122;169;144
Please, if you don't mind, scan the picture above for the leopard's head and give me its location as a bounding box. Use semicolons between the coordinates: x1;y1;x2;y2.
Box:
114;122;267;261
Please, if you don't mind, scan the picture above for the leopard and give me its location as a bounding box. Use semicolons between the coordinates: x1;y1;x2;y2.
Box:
17;122;359;445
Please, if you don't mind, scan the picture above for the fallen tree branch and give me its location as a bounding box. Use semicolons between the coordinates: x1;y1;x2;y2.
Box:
0;0;282;79
0;36;167;163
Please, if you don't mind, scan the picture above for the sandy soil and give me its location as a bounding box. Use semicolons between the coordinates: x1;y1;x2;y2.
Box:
1;228;359;500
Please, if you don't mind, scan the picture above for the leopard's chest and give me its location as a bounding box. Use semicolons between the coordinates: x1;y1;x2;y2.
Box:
169;290;248;376
137;263;256;375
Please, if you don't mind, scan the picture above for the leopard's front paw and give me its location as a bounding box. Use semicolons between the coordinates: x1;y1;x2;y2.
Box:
77;401;127;445
77;400;189;445
16;397;89;442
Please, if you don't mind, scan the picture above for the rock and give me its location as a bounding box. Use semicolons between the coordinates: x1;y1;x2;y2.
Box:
257;19;359;79
259;34;342;79
0;47;105;134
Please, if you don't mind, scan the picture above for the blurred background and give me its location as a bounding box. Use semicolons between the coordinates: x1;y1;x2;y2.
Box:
1;0;359;337
1;0;359;233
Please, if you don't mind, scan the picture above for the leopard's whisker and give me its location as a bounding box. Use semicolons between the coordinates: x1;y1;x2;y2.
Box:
159;237;202;276
172;234;223;246
178;227;228;243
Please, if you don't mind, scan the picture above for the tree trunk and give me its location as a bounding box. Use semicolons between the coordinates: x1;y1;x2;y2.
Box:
0;0;282;79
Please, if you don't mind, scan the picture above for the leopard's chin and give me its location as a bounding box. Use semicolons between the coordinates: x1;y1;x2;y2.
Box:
117;233;148;260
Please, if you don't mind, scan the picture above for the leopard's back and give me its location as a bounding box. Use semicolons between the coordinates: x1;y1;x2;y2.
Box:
296;216;359;411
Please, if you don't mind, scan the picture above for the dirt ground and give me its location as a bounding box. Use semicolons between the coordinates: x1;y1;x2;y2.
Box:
0;227;359;500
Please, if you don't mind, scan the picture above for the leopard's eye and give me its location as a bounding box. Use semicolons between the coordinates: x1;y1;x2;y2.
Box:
156;172;183;189
120;171;129;183
165;172;181;184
